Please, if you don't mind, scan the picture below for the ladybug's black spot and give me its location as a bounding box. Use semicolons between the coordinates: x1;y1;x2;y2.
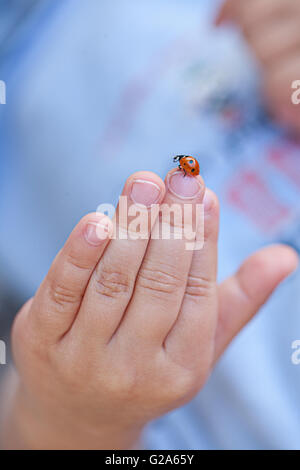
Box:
191;168;195;172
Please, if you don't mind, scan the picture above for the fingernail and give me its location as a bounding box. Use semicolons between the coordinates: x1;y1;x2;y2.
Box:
84;219;112;246
167;171;203;199
130;179;162;207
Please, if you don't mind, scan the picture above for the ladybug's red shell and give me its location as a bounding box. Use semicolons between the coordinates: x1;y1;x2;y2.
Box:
179;156;200;176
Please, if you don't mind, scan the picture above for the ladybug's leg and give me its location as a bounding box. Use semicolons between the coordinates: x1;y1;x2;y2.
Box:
183;169;187;177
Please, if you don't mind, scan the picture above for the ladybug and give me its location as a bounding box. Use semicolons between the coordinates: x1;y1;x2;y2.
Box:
173;155;200;177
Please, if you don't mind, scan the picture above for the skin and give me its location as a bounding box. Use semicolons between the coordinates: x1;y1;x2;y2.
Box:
0;169;297;449
217;0;300;135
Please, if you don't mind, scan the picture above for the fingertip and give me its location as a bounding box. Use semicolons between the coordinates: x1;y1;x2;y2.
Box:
238;244;299;301
203;188;219;216
126;171;166;193
82;213;113;246
267;244;299;276
124;171;166;207
66;212;113;248
215;243;298;363
202;188;220;244
166;167;205;184
80;211;107;225
165;169;205;201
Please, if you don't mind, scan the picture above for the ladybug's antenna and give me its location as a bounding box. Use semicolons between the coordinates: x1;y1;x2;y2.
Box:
173;155;185;163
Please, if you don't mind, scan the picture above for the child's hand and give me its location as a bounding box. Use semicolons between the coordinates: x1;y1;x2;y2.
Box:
217;0;300;133
5;170;297;449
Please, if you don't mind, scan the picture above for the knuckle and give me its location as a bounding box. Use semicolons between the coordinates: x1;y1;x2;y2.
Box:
103;367;140;402
162;371;196;403
49;279;80;309
60;360;88;391
66;251;91;271
174;375;196;400
12;300;48;360
137;264;183;297
94;264;132;299
185;275;215;301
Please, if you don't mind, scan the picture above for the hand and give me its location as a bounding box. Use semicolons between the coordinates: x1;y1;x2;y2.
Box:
217;0;300;134
4;169;298;449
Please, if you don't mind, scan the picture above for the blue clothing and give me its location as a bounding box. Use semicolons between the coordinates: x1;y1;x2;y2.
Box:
1;0;300;449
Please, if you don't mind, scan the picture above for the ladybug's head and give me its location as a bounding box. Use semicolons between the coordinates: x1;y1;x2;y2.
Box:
173;155;187;163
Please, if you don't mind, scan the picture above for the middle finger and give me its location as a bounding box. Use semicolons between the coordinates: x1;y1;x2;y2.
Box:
116;168;205;347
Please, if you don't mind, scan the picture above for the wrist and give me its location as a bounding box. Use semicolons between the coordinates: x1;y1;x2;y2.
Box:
1;369;142;449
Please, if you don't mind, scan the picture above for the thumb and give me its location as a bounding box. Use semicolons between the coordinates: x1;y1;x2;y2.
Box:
214;244;298;362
